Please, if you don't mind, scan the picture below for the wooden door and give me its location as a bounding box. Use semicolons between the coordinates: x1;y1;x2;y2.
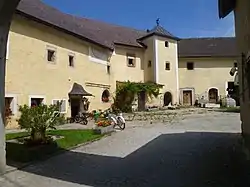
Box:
138;91;146;111
209;88;218;103
183;91;192;106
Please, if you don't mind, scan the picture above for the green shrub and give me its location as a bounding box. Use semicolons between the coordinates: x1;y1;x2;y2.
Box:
17;104;65;145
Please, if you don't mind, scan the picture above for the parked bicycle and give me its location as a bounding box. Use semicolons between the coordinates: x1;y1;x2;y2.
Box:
99;108;126;130
66;112;92;125
76;111;93;125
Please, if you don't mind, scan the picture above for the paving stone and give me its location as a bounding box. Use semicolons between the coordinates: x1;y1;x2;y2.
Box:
1;111;248;187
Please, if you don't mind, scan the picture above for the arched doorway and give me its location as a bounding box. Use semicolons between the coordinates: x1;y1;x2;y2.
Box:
164;92;172;106
208;88;218;103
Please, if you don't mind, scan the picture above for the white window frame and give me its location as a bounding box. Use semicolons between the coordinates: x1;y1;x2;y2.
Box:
46;45;57;64
88;46;108;65
29;95;46;107
52;99;67;114
127;54;136;67
5;93;18;116
165;41;169;48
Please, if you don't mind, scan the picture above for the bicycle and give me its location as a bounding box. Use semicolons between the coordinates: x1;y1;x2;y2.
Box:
103;109;126;130
74;112;91;125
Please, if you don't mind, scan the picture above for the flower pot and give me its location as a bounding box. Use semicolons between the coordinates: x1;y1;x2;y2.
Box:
93;125;114;135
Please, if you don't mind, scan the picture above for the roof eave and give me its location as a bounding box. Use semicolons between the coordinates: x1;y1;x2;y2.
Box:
138;33;180;41
114;42;146;49
179;55;239;58
218;0;236;19
15;9;113;51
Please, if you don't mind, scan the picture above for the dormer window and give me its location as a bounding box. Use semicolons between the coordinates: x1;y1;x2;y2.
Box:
89;46;109;64
165;41;169;47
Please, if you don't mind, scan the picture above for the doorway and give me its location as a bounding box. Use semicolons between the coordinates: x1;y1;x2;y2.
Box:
208;88;218;103
70;97;81;118
138;91;146;111
183;90;192;106
164;92;172;106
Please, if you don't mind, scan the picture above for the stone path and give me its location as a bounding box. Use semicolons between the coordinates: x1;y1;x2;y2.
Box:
2;111;250;186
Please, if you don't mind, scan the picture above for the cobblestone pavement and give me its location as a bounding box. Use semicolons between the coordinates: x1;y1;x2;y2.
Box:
2;111;250;187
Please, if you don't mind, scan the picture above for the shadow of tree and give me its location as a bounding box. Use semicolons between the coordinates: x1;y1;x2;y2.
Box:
8;132;250;187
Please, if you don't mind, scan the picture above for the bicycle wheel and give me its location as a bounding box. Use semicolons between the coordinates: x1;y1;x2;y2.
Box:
74;115;81;123
80;118;88;125
117;117;125;130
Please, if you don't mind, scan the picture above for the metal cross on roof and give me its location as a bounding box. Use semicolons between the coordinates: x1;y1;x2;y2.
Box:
156;18;160;26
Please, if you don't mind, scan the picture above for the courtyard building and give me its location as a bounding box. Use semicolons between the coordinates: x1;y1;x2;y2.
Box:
5;0;238;128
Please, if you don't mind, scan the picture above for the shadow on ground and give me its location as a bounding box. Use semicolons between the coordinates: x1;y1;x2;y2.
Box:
9;132;250;187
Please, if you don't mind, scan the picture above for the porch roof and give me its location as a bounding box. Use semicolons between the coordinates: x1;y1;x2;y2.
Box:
68;83;93;97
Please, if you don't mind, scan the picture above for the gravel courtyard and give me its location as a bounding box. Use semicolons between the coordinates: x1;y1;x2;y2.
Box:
1;111;250;187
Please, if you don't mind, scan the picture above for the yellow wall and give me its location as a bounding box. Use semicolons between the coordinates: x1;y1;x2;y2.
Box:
5;13;240;129
179;57;236;101
6;14;113;128
157;37;179;104
111;45;145;84
142;37;154;82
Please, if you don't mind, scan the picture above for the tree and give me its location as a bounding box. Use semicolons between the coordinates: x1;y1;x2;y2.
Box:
17;104;65;145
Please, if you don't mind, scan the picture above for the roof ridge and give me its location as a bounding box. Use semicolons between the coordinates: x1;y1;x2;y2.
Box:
30;0;147;34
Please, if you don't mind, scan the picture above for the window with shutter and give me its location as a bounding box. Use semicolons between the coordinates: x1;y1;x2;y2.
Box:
52;99;67;113
60;100;67;113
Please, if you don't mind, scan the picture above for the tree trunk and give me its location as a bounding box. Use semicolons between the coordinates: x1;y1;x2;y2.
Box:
31;129;46;144
0;0;21;174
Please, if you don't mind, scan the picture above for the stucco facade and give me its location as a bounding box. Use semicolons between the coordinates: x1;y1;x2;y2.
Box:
6;15;115;128
179;57;236;104
4;2;239;129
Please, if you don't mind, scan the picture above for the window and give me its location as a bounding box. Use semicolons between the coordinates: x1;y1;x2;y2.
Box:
47;49;56;62
165;62;170;70
148;60;152;68
30;98;44;107
107;65;111;74
5;97;14;116
101;90;110;103
127;53;136;67
165;41;169;47
227;81;235;95
187;62;194;70
52;99;67;113
89;47;108;64
69;55;74;67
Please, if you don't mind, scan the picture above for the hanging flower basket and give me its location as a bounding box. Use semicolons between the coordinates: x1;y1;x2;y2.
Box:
102;97;109;102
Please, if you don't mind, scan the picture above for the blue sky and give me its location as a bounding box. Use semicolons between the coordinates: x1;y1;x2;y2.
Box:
42;0;235;38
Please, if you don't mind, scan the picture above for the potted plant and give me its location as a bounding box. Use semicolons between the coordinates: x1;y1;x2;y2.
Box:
94;118;114;134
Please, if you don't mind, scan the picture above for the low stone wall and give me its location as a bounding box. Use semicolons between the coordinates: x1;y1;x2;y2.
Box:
93;125;114;135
